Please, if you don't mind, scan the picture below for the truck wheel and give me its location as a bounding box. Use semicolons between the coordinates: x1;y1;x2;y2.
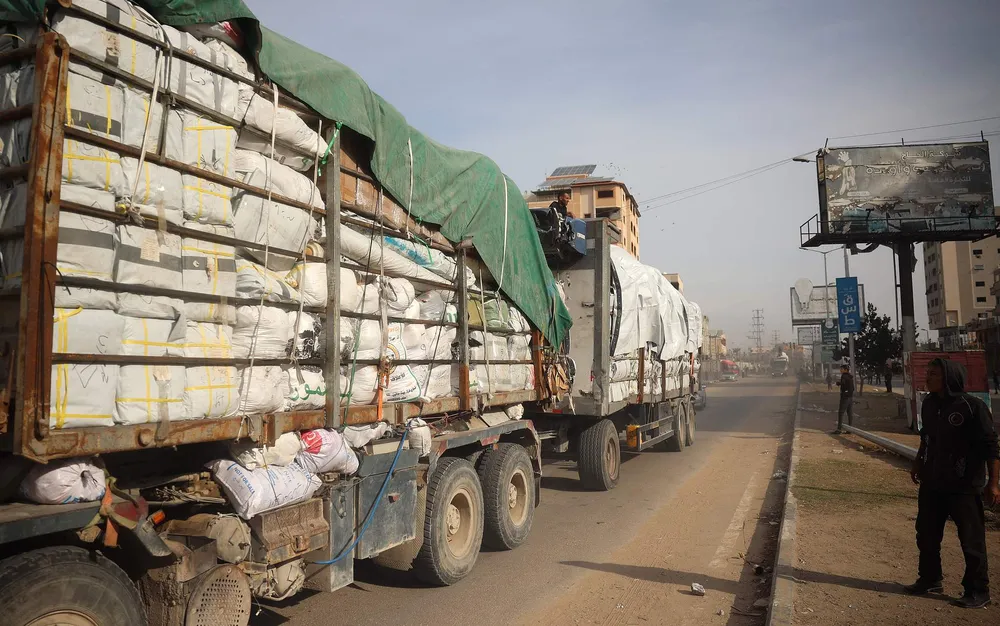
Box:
665;404;687;452
478;444;535;550
578;419;620;491
413;457;484;586
0;546;146;626
685;398;696;446
372;486;428;572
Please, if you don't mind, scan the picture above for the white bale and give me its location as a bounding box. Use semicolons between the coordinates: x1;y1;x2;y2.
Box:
186;365;240;419
405;418;432;457
182;174;233;225
471;331;513;393
297;429;359;475
208;459;321;520
162;25;239;117
20;458;107;505
122;86;164;152
121;157;185;226
164;108;236;178
288;311;323;360
232;306;291;359
233;150;323;209
120;316;185;357
383;236;474;286
235;258;300;303
233;195;318;272
61;183;118;214
352;333;430;404
115;225;183;318
63;139;126;196
50;308;123;429
342;423;391;449
340;227;442;286
230;432;303;470
283;365;329;412
65;69;125;142
355;277;417;317
0;64;33;109
182;224;238;324
236;366;286;415
418;290;458;324
509;335;534;391
116;364;186;425
0;119;31;168
235;84;324;164
195;30;249;70
52;0;162;84
284;263;359;309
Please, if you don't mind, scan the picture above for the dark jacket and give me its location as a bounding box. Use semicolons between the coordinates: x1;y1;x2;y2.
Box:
919;359;1000;494
839;372;854;397
549;200;568;220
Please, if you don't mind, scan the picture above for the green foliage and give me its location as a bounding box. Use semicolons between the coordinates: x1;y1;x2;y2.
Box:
839;303;903;376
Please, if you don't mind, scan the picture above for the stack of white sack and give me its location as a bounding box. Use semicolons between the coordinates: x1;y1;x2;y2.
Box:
234;84;325;170
232;150;321;272
181;224;238;325
236;257;301;303
0;183;118;310
235;365;286;415
288;311;324;360
62;72;126;196
232;306;290;359
209;459;320;520
120;158;184;226
115;225;183;319
296;429;359;475
345;322;430;404
117;316;186;426
285;262;361;310
608;357;639;403
509;334;535;391
354;277;421;320
283;365;337;411
470;331;513;394
382;236;475;286
20;458;107;505
50;308;124;429
183;322;240;419
340;227;442;286
231;431;302;470
420;325;458;401
162;25;240;117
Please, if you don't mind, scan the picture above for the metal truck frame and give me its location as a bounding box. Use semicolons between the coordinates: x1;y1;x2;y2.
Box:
0;7;555;624
529;220;696;491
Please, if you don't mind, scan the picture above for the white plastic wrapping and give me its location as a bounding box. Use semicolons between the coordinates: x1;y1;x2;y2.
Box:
0;63;33;109
20;458;107;505
208;459;321;519
610;246;689;361
120;157;185;226
164;108;236;178
342;422;391;449
162;25;239;117
471;331;513;393
120;316;184;357
236;366;287;415
233;150;323;209
417;290;458;324
231;432;303;470
235;84;324;164
122;85;164;152
0;119;31;168
181;173;233;226
383;236;475;286
65;68;125;142
236;258;300;303
283;366;330;411
288;312;323;360
63;139;126;197
182;224;238;324
233;196;319;272
115;225;183;319
284;263;361;309
50;308;123;429
116;364;186;425
232;306;291;359
340;227;443;286
183;322;239;419
297;429;359;475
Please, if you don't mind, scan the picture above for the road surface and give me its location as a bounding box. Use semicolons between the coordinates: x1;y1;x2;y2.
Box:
253;377;797;626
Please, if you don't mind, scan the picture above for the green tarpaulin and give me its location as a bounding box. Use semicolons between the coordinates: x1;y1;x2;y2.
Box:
0;0;571;346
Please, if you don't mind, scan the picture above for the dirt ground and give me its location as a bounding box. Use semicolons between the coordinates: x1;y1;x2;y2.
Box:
788;389;1000;625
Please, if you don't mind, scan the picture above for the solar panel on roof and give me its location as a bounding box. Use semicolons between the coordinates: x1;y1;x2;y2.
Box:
550;164;597;177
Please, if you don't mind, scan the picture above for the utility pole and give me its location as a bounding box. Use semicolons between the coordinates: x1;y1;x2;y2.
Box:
751;309;765;354
844;246;856;384
772;330;781;347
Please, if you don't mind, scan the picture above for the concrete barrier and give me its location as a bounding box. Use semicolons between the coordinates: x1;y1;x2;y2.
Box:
842;425;918;461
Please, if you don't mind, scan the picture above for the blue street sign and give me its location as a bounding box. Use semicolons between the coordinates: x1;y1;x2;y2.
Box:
836;277;862;334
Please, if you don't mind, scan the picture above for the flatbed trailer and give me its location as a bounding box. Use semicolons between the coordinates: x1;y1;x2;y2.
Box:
528;220;697;491
0;4;560;624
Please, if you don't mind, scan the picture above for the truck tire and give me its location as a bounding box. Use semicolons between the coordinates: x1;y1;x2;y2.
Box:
685;398;696;446
413;457;484;586
372;486;428;572
0;546;147;626
478;444;535;550
577;419;620;491
665;404;687;452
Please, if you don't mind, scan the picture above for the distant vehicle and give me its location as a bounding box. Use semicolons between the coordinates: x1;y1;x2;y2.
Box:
771;354;790;377
720;360;739;382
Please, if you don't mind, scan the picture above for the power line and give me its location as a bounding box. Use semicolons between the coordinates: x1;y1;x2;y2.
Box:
643;161;791;213
829;115;1000;140
639;157;798;206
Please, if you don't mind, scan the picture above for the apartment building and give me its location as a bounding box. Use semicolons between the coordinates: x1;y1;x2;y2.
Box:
526;165;640;258
664;273;684;294
923;237;1000;347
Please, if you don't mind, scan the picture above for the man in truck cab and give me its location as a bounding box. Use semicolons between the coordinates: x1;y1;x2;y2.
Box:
550;190;571;220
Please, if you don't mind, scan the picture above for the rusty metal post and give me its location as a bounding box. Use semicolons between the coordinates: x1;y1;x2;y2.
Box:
637;348;645;404
531;329;544;399
15;33;68;456
324;126;342;429
456;246;471;411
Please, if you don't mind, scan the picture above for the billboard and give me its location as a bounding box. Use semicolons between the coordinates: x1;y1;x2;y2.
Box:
836;277;862;333
817;141;994;239
797;326;820;345
790;278;865;326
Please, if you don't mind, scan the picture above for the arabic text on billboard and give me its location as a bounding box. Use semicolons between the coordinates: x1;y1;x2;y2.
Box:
790;282;865;326
797;326;820;345
819;142;994;236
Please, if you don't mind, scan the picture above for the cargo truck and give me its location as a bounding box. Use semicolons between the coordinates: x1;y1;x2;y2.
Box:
0;2;573;624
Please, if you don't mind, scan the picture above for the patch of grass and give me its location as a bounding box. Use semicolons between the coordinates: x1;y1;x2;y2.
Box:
794;458;916;513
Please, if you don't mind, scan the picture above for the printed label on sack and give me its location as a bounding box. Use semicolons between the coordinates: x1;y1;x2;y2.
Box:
140;234;161;262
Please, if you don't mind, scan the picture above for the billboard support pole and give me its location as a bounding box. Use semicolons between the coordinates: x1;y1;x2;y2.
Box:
897;242;917;425
823;254;831;380
845;246;856;404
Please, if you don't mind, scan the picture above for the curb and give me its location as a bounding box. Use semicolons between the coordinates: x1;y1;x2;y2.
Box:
841;425;918;461
766;382;802;626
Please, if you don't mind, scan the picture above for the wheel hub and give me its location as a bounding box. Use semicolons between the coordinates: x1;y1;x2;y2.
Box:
507;482;518;510
447;503;462;535
27;611;99;626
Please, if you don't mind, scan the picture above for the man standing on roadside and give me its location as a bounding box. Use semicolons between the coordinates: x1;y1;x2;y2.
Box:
906;358;1000;609
834;364;854;434
885;359;894;394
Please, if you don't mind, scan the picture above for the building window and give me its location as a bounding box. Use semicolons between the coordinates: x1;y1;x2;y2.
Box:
976;281;987;287
973;249;983;256
597;189;614;199
974;264;985;271
977;297;988;304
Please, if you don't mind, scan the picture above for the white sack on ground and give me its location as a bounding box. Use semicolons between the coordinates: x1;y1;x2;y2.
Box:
209;459;321;520
383;236;475;286
50;308;123;429
297;429;359;475
52;0;162;84
120;316;184;357
283;365;330;411
236;258;300;303
235;84;324;162
288;312;324;360
232;306;291;359
340;227;443;286
116;364;186;425
162;25;239;117
121;158;185;226
115;225;183;318
610;246;689;361
20;458;106;505
165;109;236;178
342;423;391;449
236;366;285;415
182;224;238;324
231;432;303;470
233;195;318;272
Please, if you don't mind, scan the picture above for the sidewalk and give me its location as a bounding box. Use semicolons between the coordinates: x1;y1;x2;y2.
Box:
782;386;999;625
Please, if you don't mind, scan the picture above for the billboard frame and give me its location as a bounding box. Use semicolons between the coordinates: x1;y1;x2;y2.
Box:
790;284;865;327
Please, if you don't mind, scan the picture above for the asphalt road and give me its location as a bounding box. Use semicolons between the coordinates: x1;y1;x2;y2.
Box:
253;377;797;626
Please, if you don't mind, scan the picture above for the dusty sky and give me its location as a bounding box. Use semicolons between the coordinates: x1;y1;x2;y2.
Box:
247;0;1000;349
